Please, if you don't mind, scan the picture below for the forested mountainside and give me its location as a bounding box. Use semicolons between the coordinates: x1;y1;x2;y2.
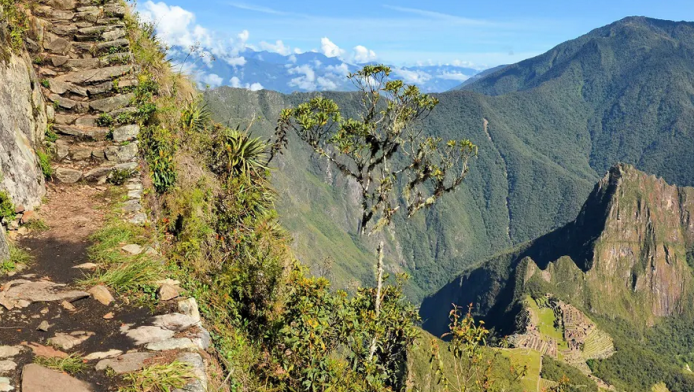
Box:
422;165;694;391
205;16;694;301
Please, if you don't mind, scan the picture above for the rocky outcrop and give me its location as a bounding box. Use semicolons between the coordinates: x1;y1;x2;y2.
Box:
0;31;47;210
422;164;694;334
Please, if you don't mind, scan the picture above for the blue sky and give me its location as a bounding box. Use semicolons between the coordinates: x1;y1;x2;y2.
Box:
139;0;694;68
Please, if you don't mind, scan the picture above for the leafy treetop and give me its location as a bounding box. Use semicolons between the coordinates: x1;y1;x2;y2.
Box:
273;65;477;234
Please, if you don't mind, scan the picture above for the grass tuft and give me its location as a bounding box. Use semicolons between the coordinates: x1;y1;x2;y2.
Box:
34;354;87;375
119;360;194;392
2;243;33;275
82;255;164;293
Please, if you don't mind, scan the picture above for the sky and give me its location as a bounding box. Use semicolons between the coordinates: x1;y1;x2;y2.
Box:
137;0;694;69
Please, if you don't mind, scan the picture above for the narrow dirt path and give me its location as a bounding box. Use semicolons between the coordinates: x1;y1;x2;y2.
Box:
0;184;147;390
0;183;210;391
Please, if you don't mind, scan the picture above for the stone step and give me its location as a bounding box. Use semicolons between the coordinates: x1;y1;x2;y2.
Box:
55;114;99;127
55;140;139;164
54;124;109;141
75;27;126;42
52;64;132;86
84;162;138;182
73;39;129;55
89;92;135;113
54;162;138;184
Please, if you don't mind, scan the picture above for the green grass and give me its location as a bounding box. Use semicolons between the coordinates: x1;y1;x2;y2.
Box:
0;191;14;221
88;219;147;265
34;354;86;375
2;243;33;275
37;150;53;179
119;360;194;392
500;348;542;392
526;296;567;349
25;219;49;232
82;255;164;294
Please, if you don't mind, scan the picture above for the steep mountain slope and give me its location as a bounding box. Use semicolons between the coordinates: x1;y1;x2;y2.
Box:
421;165;694;391
205;17;694;302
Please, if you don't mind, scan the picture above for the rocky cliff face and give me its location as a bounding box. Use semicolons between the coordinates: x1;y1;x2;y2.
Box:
0;43;47;210
421;164;694;335
0;8;49;262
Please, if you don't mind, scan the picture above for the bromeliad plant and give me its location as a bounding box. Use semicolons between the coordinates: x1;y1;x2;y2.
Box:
211;126;268;180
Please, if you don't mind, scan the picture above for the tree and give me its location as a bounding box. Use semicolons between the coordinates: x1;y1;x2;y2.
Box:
273;65;477;234
272;64;477;389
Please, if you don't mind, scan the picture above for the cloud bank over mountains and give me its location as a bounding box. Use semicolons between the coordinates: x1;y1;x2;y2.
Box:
138;1;488;93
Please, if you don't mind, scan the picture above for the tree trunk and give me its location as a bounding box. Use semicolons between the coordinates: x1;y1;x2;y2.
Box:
368;240;385;361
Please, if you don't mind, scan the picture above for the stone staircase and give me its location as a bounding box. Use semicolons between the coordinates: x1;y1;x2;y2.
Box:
0;1;212;391
28;0;145;224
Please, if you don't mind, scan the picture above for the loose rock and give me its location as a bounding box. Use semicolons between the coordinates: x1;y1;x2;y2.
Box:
121;244;143;255
84;349;123;361
21;364;92;392
0;280;89;310
48;331;94;350
95;352;154;374
88;285;114;305
158;283;180;301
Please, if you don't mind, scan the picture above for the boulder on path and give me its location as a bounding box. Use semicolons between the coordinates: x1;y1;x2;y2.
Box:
0;360;16;374
0;346;21;359
88;285;114;305
84;349;122;361
95;352;154;374
0;280;89;310
21;364;92;392
48;331;94;350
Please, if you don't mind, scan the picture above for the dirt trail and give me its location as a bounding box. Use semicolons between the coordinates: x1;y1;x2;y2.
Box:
0;185;150;390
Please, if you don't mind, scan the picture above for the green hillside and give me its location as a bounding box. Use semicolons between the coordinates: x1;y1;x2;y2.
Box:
205;16;694;302
421;165;694;391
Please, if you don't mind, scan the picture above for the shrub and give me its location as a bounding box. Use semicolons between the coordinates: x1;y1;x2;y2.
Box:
0;191;14;222
37;151;52;179
141;125;177;193
45;124;58;143
210;128;268;179
108;168;135;186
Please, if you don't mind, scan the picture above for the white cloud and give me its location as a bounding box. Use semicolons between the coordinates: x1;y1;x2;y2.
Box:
139;1;210;47
451;59;476;68
353;45;377;63
139;2;247;67
259;40;291;55
248;82;264;91
326;63;350;75
316;77;338;90
201;73;224;87
320;37;345;58
288;54;297;63
288;64;317;90
392;68;432;84
437;72;470;82
230;76;264;91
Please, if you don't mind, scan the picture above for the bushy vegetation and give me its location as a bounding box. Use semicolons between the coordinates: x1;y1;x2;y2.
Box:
541;357;597;392
0;191;14;222
118;7;523;391
0;0;28;59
